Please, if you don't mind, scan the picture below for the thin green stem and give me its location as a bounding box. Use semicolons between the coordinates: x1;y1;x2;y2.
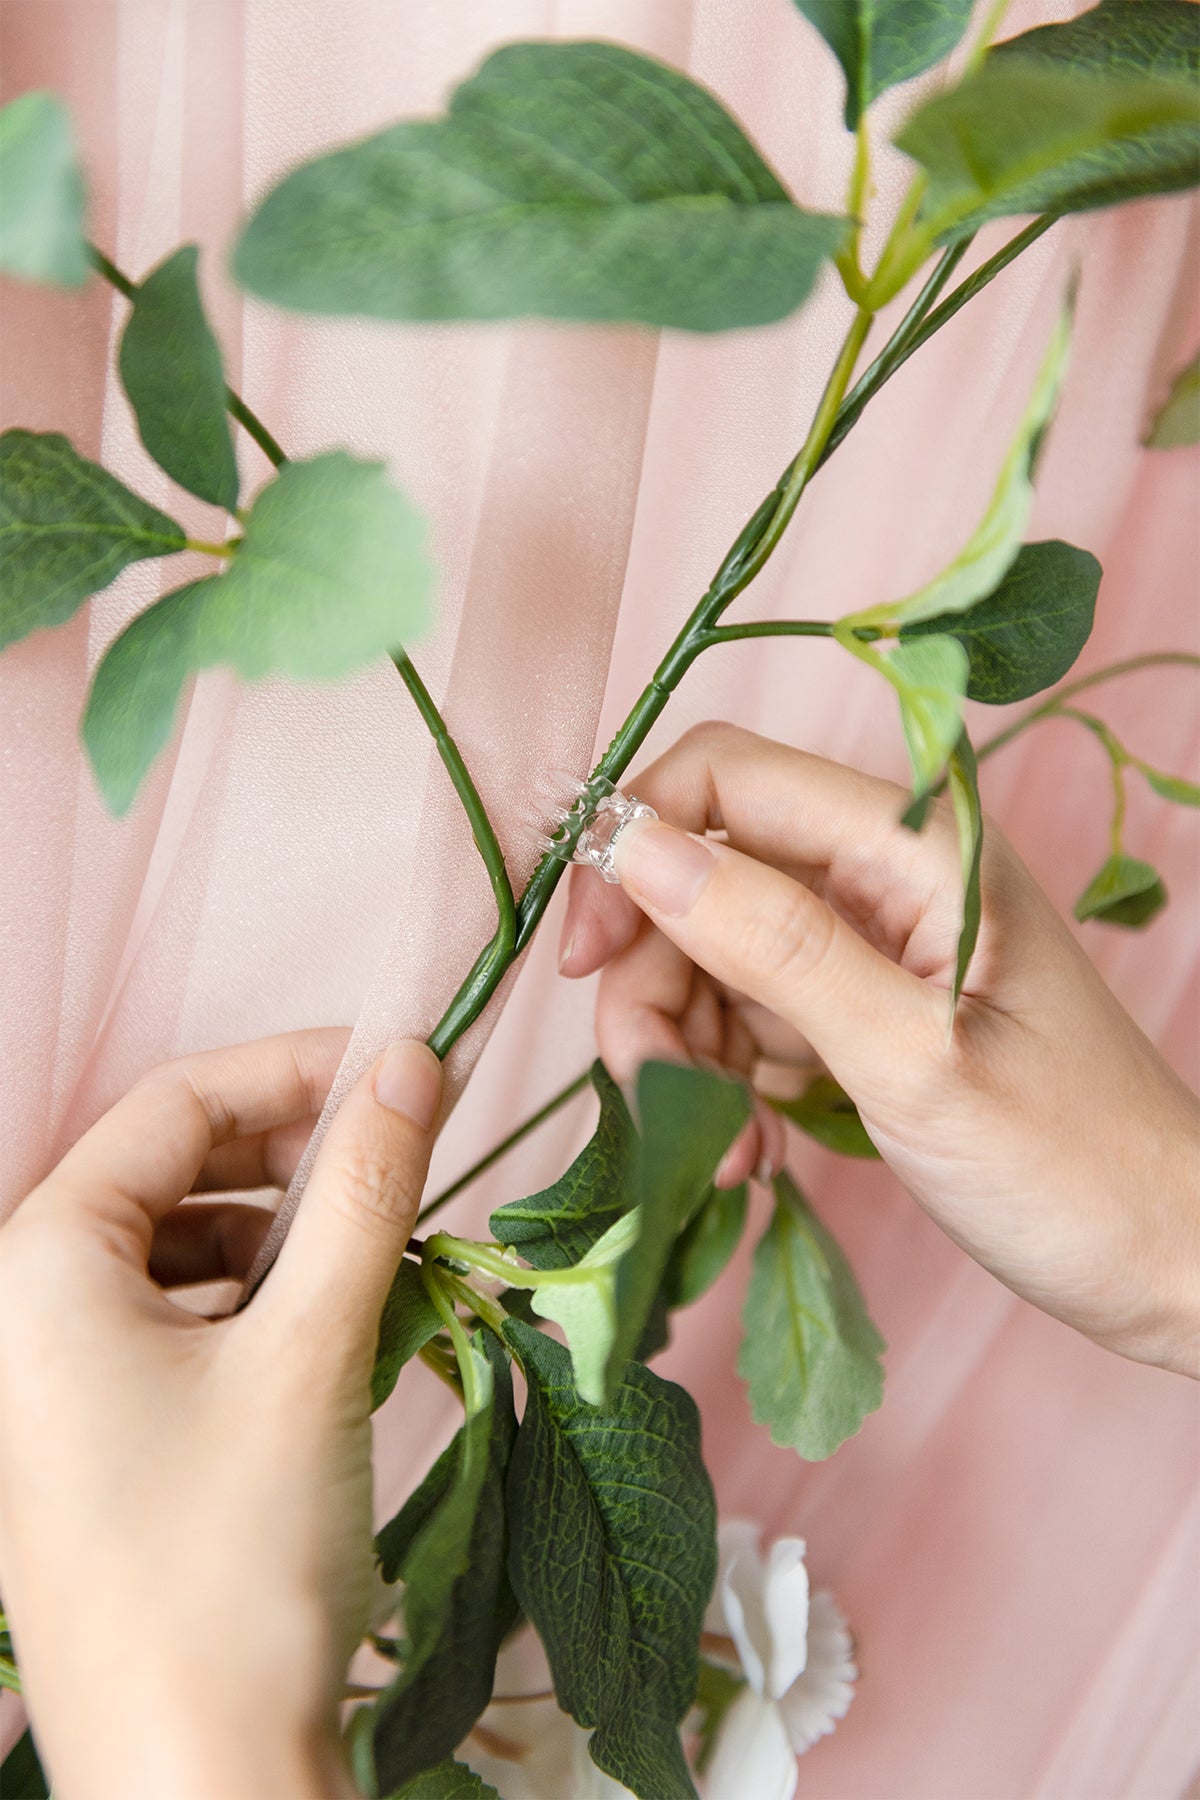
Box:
429;1231;604;1290
700;620;884;649
0;1660;21;1697
422;1262;484;1412
973;653;1200;767
442;1268;509;1337
183;536;233;558
417;1067;590;1224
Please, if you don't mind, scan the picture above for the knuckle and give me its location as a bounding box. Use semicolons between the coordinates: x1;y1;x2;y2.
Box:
327;1146;419;1242
729;886;836;1000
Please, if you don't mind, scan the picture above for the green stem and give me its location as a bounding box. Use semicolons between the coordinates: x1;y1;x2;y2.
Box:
700;620;884;648
417;1067;590;1224
429;1232;602;1290
0;1660;21;1696
184;536;233;558
973;652;1200;767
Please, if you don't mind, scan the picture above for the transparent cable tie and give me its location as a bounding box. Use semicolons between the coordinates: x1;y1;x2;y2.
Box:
534;771;657;883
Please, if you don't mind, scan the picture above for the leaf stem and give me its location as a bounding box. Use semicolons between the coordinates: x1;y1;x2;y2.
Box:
972;652;1200;766
183;536;233;558
699;620;883;648
417;1067;590;1224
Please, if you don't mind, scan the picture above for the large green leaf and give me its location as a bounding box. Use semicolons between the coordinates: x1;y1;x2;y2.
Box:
946;731;983;1005
234;42;848;332
0;91;88;286
739;1171;885;1460
505;1320;715;1800
372;1334;520;1796
662;1183;748;1307
118;245;239;511
0;429;186;651
490;1061;635;1269
371;1257;445;1411
0;1729;49;1800
792;0;976;130
82;450;433;813
897;5;1199;241
1073;852;1167;925
773;1073;880;1158
385;1765;501;1800
1145;350;1200;448
900;540;1101;704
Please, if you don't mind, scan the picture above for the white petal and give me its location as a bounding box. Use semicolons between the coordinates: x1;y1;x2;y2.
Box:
705;1518;763;1636
777;1589;857;1755
703;1689;799;1800
570;1730;641;1798
721;1539;772;1699
761;1537;810;1701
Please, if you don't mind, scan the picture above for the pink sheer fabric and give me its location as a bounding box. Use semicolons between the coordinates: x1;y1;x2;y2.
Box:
2;1;1198;1792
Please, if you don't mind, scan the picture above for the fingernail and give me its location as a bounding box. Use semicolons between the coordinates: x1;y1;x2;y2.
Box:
613;820;715;917
558;927;577;975
374;1040;441;1130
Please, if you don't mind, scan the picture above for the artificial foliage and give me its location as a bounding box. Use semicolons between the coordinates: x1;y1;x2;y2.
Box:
1;2;1198;1793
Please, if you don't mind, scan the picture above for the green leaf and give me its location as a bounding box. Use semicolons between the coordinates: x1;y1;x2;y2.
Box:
900;540;1101;704
1073;852;1168;925
0;91;88;286
527;1209;640;1406
0;1730;49;1800
0;429;186;651
82;450;433;813
491;1061;635;1269
234;41;848;333
385;1764;501;1800
1145;350;1200;448
662;1184;749;1307
946;731;983;1006
692;1660;745;1777
773;1074;880;1158
889;633;969;796
897;2;1200;240
505;1319;715;1800
604;1062;750;1403
739;1171;885;1460
372;1334;520;1796
1139;763;1200;806
118;245;239;511
791;0;976;130
371;1257;444;1410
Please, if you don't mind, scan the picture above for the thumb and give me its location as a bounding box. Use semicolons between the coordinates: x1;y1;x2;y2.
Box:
263;1039;442;1337
611;817;938;1089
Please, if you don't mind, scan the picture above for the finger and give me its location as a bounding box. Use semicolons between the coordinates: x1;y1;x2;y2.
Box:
559;862;643;976
192;1114;318;1194
611;818;941;1092
33;1029;350;1252
596;919;698;1084
149;1201;277;1287
263;1039;442;1337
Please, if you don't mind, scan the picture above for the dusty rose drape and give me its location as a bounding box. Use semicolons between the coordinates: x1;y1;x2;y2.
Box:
2;1;1198;1793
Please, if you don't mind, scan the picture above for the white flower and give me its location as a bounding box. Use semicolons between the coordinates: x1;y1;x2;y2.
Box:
701;1520;856;1800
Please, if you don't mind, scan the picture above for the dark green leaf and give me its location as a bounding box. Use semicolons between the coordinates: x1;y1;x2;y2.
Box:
1140;763;1200;805
372;1335;520;1796
0;1730;49;1800
491;1061;635;1269
0;91;88;286
692;1660;745;1777
372;1258;444;1410
897;18;1199;240
900;540;1101;704
118;245;239;511
1145;350;1200;448
82;450;433;813
889;634;969;797
901;789;933;831
946;731;983;1005
662;1184;749;1306
1073;852;1168;925
385;1764;501;1800
773;1075;880;1158
0;429;186;651
505;1319;715;1800
234;42;848;333
739;1171;885;1460
792;0;976;129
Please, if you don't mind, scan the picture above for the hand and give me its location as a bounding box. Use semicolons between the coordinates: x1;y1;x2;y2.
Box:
560;723;1200;1377
0;1028;443;1800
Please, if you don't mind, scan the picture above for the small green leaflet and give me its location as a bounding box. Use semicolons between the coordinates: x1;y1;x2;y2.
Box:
662;1183;749;1307
1073;853;1167;925
946;731;983;1006
900;540;1101;704
527;1209;640;1406
82;450;433;814
0;429;186;651
371;1258;444;1410
1138;763;1200;806
372;1334;520;1795
118;245;239;511
772;1074;880;1159
490;1061;635;1268
791;0;977;130
889;633;970;797
0;91;89;286
384;1765;501;1800
504;1320;716;1800
739;1171;885;1460
234;41;848;333
1145;351;1200;448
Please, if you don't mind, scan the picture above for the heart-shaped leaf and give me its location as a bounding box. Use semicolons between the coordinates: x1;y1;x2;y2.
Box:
234;41;848;333
0;429;186;651
490;1062;634;1269
371;1258;444;1411
1073;853;1167;925
82;450;433;814
772;1074;880;1158
1139;763;1200;806
0;92;88;286
791;0;976;129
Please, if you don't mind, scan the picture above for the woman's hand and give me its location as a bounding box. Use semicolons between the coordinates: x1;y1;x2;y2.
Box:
560;722;1200;1377
0;1028;442;1800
